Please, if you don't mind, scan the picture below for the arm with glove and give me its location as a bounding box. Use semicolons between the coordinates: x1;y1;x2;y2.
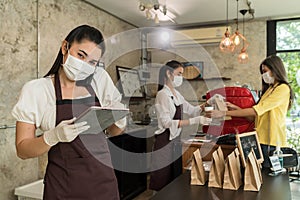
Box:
43;118;90;146
177;115;212;127
16;118;90;159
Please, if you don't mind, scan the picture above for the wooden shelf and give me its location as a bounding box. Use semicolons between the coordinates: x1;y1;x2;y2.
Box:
205;77;231;80
185;77;231;81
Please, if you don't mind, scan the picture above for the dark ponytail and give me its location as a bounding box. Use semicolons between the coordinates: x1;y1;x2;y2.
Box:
157;60;183;91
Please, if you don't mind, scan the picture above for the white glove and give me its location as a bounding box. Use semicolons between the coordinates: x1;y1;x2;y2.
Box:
43;118;90;146
189;116;212;125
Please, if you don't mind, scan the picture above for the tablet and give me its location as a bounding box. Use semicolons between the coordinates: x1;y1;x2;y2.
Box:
75;106;129;134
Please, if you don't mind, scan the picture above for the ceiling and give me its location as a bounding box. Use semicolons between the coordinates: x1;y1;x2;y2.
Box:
84;0;300;28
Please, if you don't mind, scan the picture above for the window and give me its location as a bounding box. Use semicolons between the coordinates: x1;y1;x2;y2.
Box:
276;19;300;51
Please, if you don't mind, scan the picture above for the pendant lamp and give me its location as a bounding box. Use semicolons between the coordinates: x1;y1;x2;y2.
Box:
219;0;235;52
230;0;246;50
238;9;249;64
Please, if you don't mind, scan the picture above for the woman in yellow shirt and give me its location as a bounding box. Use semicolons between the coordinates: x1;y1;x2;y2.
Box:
207;55;294;168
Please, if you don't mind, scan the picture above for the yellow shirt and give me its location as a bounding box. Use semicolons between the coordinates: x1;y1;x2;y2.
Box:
253;83;290;147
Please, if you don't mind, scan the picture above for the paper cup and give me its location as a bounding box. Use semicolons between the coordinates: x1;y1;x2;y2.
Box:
204;106;214;111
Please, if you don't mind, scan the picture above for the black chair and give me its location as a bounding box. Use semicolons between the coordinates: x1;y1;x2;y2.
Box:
281;147;300;182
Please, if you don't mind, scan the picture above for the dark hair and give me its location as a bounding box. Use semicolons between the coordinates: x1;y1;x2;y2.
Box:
44;25;105;78
259;55;294;110
157;60;183;91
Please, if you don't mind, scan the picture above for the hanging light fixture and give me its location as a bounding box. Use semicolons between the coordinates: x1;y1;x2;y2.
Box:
139;0;171;24
238;48;249;63
238;9;249;64
219;0;235;52
230;0;246;50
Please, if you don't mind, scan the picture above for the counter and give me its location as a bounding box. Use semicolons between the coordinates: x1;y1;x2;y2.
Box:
151;170;291;200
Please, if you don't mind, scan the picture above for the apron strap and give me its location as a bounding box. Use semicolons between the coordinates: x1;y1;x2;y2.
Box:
54;74;99;102
54;73;63;101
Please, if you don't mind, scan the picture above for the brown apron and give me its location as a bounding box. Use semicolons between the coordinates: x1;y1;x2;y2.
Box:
149;102;183;191
43;74;119;200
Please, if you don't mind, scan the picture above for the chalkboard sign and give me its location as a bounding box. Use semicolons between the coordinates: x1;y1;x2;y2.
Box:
236;131;264;167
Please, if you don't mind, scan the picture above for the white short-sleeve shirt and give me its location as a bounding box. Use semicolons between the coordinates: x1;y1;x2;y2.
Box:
12;67;126;132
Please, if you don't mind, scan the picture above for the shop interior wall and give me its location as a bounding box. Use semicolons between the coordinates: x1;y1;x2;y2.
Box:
0;0;136;199
148;20;265;104
0;0;266;199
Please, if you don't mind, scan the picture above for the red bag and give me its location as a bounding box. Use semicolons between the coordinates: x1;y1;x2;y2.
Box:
203;87;255;136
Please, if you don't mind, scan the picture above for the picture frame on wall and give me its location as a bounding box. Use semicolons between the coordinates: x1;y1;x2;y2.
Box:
116;66;144;98
236;131;264;167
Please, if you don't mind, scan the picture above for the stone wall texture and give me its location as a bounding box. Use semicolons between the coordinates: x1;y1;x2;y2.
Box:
149;20;266;102
0;0;135;199
1;0;266;199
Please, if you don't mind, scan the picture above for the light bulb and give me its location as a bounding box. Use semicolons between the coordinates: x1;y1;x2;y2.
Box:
145;9;152;19
238;49;249;64
162;5;167;15
161;31;170;42
154;4;160;10
219;28;235;52
139;4;145;11
219;39;234;52
223;38;232;46
234;35;240;46
154;13;159;23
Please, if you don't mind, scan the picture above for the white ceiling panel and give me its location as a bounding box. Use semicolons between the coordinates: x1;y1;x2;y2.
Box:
84;0;300;27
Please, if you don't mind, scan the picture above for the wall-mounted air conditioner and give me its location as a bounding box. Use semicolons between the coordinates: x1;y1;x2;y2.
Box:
171;26;229;47
146;26;230;49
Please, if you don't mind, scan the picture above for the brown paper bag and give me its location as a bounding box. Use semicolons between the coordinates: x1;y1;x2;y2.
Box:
244;150;262;191
234;148;243;186
234;148;241;170
190;149;207;185
208;146;225;188
223;148;242;190
253;149;263;185
217;145;225;164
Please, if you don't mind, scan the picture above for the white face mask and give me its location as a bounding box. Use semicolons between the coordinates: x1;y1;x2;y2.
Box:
172;75;183;87
262;71;274;84
63;53;95;81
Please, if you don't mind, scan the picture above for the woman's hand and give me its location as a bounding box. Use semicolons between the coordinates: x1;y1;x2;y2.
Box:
43;118;90;146
226;102;241;110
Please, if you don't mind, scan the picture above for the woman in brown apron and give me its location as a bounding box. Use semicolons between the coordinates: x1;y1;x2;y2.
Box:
13;25;125;199
43;73;119;199
149;61;211;191
149;102;183;191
